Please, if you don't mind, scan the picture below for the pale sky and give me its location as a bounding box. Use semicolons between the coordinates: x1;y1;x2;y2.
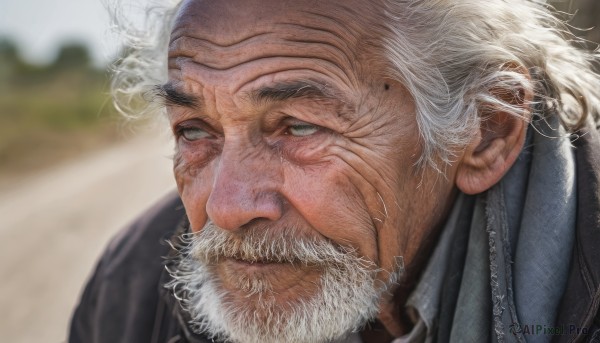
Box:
0;0;137;66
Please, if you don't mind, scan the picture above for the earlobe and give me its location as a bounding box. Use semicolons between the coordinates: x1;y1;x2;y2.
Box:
455;116;527;194
455;68;532;195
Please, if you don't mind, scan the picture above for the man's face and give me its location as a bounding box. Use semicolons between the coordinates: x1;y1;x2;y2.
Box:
167;0;457;340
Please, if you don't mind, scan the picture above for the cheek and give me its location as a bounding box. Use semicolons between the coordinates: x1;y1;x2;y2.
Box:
281;160;380;262
292;137;420;269
173;149;215;231
271;131;338;166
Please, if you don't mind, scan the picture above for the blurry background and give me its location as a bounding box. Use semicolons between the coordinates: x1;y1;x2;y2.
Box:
0;1;175;342
0;0;598;342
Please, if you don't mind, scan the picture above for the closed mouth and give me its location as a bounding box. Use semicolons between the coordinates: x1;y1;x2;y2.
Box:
230;257;285;265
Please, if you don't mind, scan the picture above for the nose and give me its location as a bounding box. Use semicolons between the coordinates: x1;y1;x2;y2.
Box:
206;143;283;231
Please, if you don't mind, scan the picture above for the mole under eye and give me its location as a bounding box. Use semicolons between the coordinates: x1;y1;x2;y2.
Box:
288;123;319;137
179;126;211;141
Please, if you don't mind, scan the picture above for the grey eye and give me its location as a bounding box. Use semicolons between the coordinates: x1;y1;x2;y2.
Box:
288;123;319;137
181;127;211;141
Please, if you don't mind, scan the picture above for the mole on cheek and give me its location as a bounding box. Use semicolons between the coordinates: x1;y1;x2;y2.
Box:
384;83;390;91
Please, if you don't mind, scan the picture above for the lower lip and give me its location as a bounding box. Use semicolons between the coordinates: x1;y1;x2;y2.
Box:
218;258;321;294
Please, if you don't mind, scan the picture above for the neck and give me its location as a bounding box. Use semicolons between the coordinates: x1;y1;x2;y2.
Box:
372;190;459;339
374;281;416;338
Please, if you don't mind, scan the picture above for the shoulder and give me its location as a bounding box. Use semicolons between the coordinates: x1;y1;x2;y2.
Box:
555;122;600;342
101;190;185;273
69;190;186;343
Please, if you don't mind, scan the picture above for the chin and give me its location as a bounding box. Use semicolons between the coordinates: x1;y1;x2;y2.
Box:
217;257;322;296
166;222;404;343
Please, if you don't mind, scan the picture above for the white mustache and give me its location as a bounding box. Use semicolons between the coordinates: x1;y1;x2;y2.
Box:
184;221;373;269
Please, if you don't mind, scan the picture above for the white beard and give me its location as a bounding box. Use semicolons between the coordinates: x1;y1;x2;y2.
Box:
167;222;403;343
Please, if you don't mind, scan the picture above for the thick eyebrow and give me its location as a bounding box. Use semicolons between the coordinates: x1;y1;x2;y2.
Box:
154;83;200;108
249;81;338;105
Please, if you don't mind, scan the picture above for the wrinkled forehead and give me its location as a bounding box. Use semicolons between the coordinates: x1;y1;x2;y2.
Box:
170;0;381;52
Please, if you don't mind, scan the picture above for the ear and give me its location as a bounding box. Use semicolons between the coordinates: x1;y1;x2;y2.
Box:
455;70;532;195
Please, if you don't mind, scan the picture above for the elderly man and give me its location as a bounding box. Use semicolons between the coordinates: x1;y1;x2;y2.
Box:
70;0;600;342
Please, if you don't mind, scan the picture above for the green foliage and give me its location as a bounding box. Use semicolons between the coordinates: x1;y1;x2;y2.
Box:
51;43;92;70
0;38;19;62
0;39;121;175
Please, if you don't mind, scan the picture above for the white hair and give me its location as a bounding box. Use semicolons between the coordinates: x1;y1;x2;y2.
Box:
376;0;600;169
104;0;181;119
108;0;600;169
166;222;402;343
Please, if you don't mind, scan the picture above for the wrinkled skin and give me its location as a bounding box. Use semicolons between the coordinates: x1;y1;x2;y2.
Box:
166;0;459;336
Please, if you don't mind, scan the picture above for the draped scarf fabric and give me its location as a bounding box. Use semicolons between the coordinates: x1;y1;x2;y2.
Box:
395;117;577;343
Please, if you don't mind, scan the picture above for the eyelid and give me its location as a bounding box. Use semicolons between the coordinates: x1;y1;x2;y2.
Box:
282;117;316;127
173;118;218;139
172;114;222;130
288;124;319;137
281;117;326;137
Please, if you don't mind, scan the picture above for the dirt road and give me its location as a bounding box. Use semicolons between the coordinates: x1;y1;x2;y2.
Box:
0;131;176;343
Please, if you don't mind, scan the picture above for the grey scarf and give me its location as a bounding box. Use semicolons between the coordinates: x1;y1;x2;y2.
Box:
398;117;577;343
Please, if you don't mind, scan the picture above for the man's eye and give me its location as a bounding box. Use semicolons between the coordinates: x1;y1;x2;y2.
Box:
287;123;319;137
179;127;211;141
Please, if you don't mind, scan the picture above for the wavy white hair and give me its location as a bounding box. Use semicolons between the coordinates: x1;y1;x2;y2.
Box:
108;0;600;170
